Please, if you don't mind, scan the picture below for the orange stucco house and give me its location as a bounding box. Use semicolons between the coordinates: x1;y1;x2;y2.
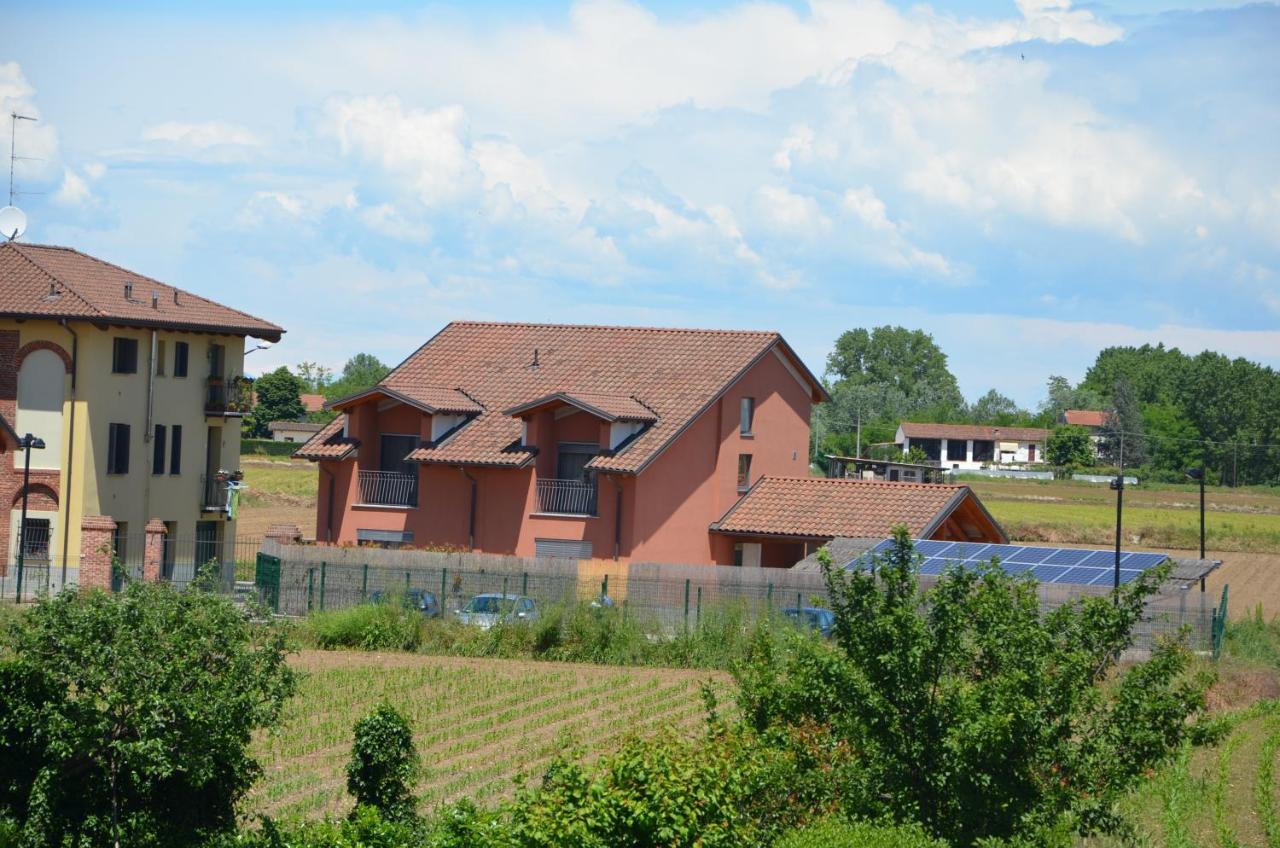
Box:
297;321;836;566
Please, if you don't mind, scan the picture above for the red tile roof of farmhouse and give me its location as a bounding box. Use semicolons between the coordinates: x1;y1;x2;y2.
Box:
267;420;324;434
1062;409;1108;428
300;394;326;413
296;321;826;473
899;422;1049;442
711;476;1003;541
0;241;282;341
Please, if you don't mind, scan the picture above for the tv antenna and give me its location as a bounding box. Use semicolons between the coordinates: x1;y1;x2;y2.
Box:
3;112;37;240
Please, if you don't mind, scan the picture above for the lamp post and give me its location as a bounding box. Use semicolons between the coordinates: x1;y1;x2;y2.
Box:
14;433;46;602
1186;466;1207;591
245;343;271;356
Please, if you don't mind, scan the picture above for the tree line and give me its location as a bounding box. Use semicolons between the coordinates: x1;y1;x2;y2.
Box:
813;327;1280;485
244;352;391;438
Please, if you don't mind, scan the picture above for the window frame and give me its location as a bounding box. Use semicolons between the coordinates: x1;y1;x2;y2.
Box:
152;424;167;475
155;339;167;377
170;425;182;475
739;396;755;436
112;337;139;374
736;453;753;493
107;423;131;475
173;341;189;378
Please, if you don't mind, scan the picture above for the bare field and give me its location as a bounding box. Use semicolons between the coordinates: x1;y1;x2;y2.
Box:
248;650;729;822
238;459;317;539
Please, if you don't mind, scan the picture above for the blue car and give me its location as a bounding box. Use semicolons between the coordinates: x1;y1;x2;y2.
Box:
369;588;442;618
782;607;836;638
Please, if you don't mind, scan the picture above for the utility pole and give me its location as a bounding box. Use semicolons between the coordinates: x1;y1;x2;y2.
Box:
1111;432;1125;593
9;112;37;206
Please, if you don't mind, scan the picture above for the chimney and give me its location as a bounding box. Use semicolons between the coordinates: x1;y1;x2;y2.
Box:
173;290;180;305
151;291;159;309
529;348;540;369
124;282;133;300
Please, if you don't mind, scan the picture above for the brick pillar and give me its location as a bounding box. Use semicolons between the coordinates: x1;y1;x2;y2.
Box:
80;515;118;591
265;523;302;546
143;519;167;582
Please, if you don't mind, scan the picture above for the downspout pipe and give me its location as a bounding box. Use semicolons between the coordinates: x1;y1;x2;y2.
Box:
58;319;78;587
458;467;477;550
610;474;624;561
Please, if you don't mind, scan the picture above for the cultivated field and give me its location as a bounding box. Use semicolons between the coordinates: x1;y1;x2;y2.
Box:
238;459;316;539
248;650;729;822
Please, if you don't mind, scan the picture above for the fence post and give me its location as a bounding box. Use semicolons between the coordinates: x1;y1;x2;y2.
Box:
502;575;509;599
766;583;773;612
696;586;702;627
307;567;315;612
361;564;369;602
797;592;803;611
602;573;608;598
441;568;448;604
684;579;691;630
522;571;529;596
405;571;411;593
319;562;327;611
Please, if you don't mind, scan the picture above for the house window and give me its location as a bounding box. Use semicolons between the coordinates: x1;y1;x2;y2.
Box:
112;338;138;374
972;440;994;462
733;542;744;567
207;343;225;379
107;423;131;474
113;521;128;565
162;521;178;579
946;439;967;461
20;517;51;564
152;425;167;475
170;425;182;475
740;397;755;435
737;454;752;492
356;529;414;549
155;340;167;376
174;342;189;378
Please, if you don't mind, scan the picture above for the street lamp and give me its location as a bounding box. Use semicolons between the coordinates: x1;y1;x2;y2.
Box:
245;343;271;356
1186;466;1207;591
14;433;46;603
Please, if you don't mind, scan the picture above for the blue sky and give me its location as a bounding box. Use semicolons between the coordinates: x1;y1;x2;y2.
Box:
2;0;1277;407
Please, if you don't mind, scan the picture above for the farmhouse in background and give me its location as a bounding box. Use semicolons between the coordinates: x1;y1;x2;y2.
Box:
297;321;832;565
268;420;324;443
0;241;282;590
710;476;1006;567
1061;409;1109;456
895;422;1050;471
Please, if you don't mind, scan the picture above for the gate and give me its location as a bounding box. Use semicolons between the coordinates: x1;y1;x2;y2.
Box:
255;553;282;613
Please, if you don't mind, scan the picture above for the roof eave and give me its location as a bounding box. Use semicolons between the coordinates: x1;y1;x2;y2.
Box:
0;311;284;342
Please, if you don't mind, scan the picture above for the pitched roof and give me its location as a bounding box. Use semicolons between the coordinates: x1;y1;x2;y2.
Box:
899;422;1049;442
1062;409;1108;428
302;321;825;474
291;417;359;460
0;241;282;341
502;391;657;423
301;393;326;413
329;385;484;416
711;476;1001;540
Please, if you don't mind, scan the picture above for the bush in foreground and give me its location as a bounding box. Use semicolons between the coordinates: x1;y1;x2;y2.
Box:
347;704;420;821
0;582;295;848
774;817;948;848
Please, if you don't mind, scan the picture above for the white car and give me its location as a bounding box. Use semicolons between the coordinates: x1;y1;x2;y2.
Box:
454;593;538;629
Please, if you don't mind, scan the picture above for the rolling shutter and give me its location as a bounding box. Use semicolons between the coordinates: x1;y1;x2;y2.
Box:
535;538;593;560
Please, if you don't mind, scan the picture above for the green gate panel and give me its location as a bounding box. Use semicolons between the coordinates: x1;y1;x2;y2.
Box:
255;553;282;613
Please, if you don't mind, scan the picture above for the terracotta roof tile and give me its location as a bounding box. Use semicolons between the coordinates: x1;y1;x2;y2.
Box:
268;420;324;434
359;321;825;473
300;394;326;413
900;422;1049;442
329;385;484;416
712;476;979;539
1062;409;1108;428
0;241;282;340
292;417;359;460
502;391;657;422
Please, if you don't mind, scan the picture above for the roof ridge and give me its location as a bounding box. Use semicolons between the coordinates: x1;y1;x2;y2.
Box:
447;319;780;337
3;242;101;315
9;242;282;333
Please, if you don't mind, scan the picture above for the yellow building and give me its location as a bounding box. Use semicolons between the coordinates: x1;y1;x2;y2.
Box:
0;240;282;592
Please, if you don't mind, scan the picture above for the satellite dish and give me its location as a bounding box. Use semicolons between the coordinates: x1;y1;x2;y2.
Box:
0;206;27;241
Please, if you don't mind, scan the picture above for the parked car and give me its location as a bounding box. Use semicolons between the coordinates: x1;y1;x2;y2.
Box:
782;606;836;638
455;593;538;629
369;588;442;618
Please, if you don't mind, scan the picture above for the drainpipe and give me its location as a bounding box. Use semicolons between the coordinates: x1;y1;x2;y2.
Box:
610;474;624;561
58;319;78;586
458;466;477;550
141;330;157;534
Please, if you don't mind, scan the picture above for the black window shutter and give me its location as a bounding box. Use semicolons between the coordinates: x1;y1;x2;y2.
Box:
153;425;167;475
170;425;182;475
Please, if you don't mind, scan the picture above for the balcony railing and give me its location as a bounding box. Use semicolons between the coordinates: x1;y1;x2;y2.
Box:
205;375;252;417
202;474;229;512
535;478;598;516
357;470;418;507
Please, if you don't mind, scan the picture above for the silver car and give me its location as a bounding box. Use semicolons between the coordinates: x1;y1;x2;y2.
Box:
454;593;538;629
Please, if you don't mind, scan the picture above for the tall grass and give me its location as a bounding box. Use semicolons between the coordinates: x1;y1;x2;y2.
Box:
1224;607;1280;667
296;598;801;670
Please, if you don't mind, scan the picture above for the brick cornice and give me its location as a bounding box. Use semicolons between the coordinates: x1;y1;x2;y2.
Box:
16;339;73;373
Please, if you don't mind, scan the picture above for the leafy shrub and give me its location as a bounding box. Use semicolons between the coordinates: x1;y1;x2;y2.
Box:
735;528;1212;845
774;817;949;848
0;581;294;848
347;704;420;821
304;601;422;651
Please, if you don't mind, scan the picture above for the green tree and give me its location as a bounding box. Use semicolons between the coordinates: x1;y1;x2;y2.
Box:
0;582;295;847
735;529;1210;845
246;366;306;438
825;327;964;416
1039;375;1104;423
1046;424;1095;469
1098;379;1148;468
325;353;392;401
1143;403;1201;476
968;388;1027;425
347;703;420;821
295;361;333;393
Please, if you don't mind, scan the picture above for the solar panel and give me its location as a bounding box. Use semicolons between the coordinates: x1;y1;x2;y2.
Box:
842;539;1170;588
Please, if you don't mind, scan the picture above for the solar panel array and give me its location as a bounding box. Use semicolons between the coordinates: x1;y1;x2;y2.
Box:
845;539;1170;587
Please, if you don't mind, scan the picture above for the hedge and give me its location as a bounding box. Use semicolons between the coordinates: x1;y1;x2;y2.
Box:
241;439;303;457
774;818;949;847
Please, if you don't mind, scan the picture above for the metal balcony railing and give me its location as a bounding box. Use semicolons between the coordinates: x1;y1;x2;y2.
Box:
357;470;418;507
205;375;252;417
202;474;230;512
535;478;598;516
